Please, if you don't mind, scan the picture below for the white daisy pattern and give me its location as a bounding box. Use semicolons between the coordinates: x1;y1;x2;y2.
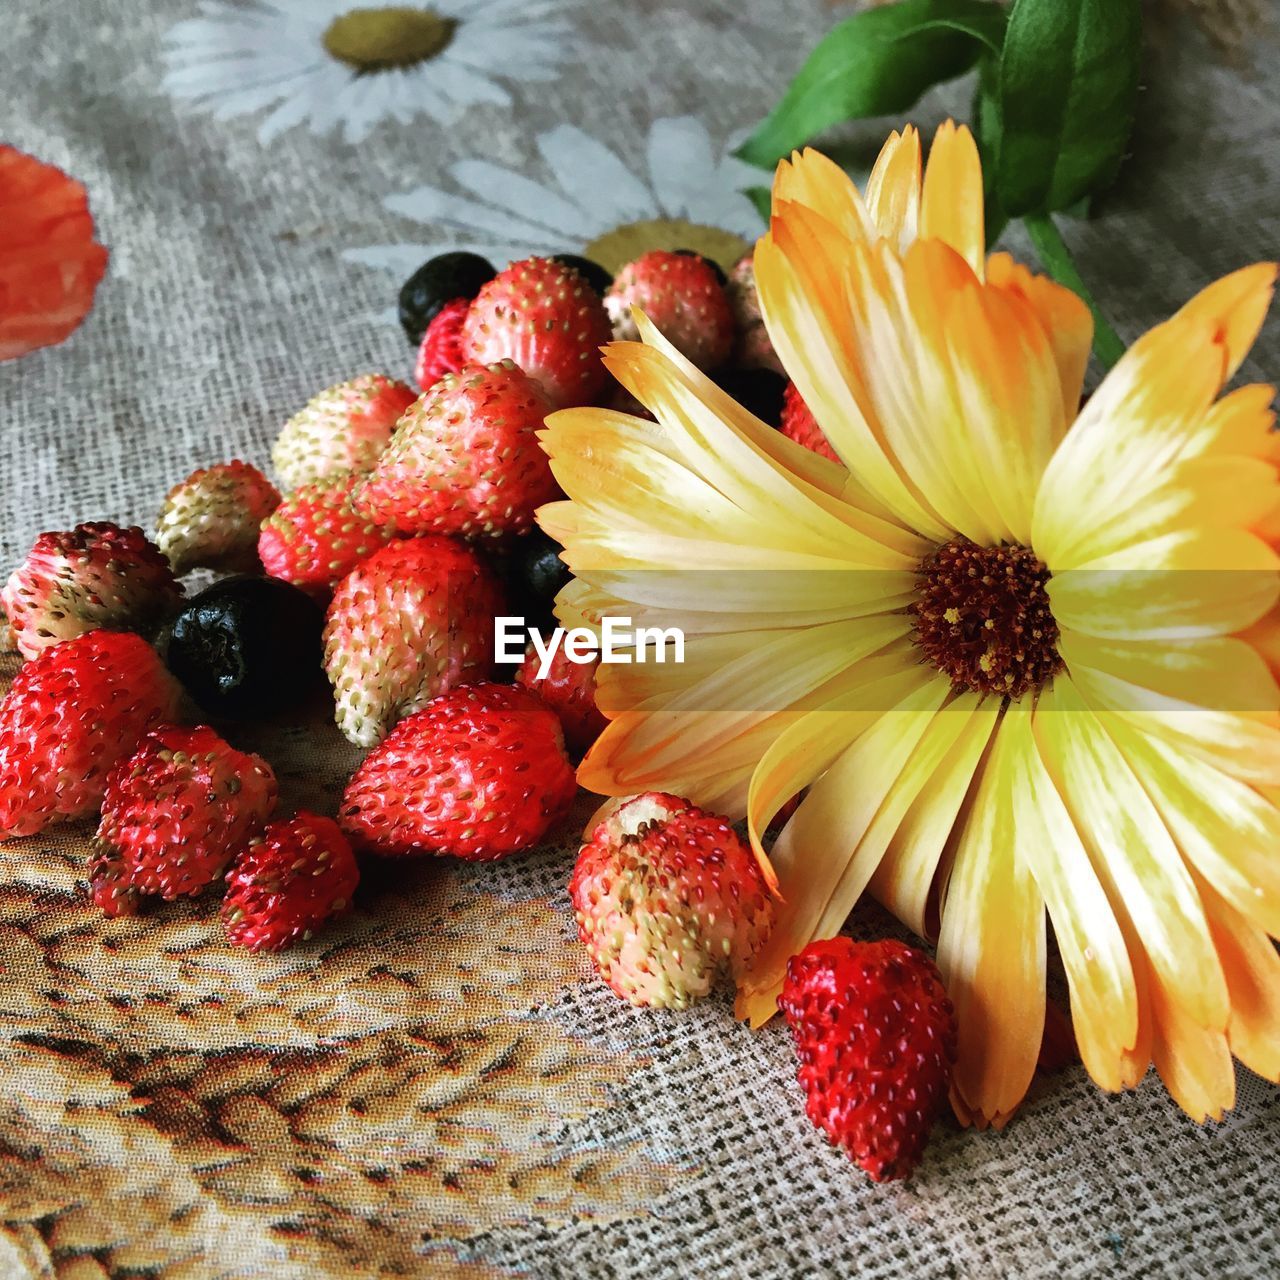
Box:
344;116;766;286
162;0;578;146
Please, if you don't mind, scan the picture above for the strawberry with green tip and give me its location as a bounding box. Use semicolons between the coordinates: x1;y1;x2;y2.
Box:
323;536;502;748
258;471;397;591
271;373;417;491
460;256;612;408
90;724;277;915
605;250;734;371
339;682;576;860
356;362;558;538
223;812;359;951
155;460;281;575
570;792;775;1009
2;522;182;660
0;631;181;841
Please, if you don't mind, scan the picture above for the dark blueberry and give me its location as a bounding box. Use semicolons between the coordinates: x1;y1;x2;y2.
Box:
675;248;728;287
398;251;496;346
551;253;613;297
164;576;325;719
487;528;572;634
712;367;788;428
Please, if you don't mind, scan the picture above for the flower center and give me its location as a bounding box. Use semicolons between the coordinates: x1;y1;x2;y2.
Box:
322;6;457;72
910;538;1062;700
583;218;750;275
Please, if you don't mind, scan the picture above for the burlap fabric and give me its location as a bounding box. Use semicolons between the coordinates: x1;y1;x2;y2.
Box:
3;2;1279;1276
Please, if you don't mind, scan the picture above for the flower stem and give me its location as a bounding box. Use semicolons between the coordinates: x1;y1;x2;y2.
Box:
1022;212;1125;369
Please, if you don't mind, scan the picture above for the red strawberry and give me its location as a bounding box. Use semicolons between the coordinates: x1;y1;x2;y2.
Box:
0;145;108;361
340;682;576;861
605;250;734;371
570;792;775;1009
514;641;606;755
223;811;359;951
726;252;783;374
271;374;417;491
356;362;558;538
323;536;501;747
779;937;957;1182
90;724;277;915
155;460;281;575
258;471;397;591
0;631;181;840
2;522;183;660
780;381;839;463
414;296;469;391
460;256;611;408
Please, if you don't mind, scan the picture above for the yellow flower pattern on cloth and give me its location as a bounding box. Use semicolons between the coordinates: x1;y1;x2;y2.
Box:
538;120;1280;1130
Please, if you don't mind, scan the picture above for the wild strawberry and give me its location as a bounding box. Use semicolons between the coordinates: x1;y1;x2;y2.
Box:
460;257;611;408
222;812;359;951
514;641;606;755
570;792;775;1010
414;296;469;391
90;725;277;915
258;471;397;591
726;252;783;374
271;374;417;491
340;682;576;861
605;250;734;371
779;937;958;1182
154;460;281;575
2;522;182;660
0;145;107;360
780;380;839;462
323;536;501;748
0;631;180;840
356;362;558;538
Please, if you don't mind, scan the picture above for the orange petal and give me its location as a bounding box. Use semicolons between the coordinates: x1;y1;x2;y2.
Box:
920;121;985;278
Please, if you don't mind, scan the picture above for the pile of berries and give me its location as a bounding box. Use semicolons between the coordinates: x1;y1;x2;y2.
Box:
0;241;951;1180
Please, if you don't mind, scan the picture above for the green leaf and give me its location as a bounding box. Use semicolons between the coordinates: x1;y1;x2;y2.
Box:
995;0;1142;217
745;185;772;224
972;53;1007;245
737;0;1008;170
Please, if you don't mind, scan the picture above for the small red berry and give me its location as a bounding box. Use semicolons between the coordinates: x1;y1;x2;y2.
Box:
414;296;470;391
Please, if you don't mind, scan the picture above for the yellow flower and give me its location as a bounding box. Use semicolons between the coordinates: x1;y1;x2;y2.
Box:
538;121;1280;1127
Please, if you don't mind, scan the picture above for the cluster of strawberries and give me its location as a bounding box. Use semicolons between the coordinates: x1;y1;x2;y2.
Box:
0;246;955;1181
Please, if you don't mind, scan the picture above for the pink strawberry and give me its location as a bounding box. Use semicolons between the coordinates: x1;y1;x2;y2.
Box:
779;937;957;1182
726;252;783;374
2;522;182;660
271;374;417;491
780;381;839;462
155;460;281;575
460;257;611;408
605;250;734;371
570;792;775;1009
0;631;181;840
323;536;502;747
355;362;558;538
340;682;576;861
223;812;359;951
258;471;397;591
90;724;277;915
514;641;606;755
414;296;469;391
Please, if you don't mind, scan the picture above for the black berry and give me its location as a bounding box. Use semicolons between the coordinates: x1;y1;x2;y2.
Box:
398;252;496;345
675;248;728;287
551;254;613;297
164;576;325;718
488;529;572;633
712;367;788;427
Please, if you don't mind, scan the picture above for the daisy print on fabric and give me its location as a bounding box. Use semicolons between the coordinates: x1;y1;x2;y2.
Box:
344;116;765;283
162;0;577;146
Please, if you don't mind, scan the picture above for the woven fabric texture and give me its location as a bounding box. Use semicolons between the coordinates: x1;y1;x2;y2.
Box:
2;1;1279;1276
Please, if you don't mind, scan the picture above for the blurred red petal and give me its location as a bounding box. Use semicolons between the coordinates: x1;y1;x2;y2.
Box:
0;145;108;361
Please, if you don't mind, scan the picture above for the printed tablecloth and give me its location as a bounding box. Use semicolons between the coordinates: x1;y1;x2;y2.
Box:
3;2;1279;1276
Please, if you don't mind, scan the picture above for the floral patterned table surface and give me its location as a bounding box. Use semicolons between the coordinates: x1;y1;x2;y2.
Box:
3;1;1280;1277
